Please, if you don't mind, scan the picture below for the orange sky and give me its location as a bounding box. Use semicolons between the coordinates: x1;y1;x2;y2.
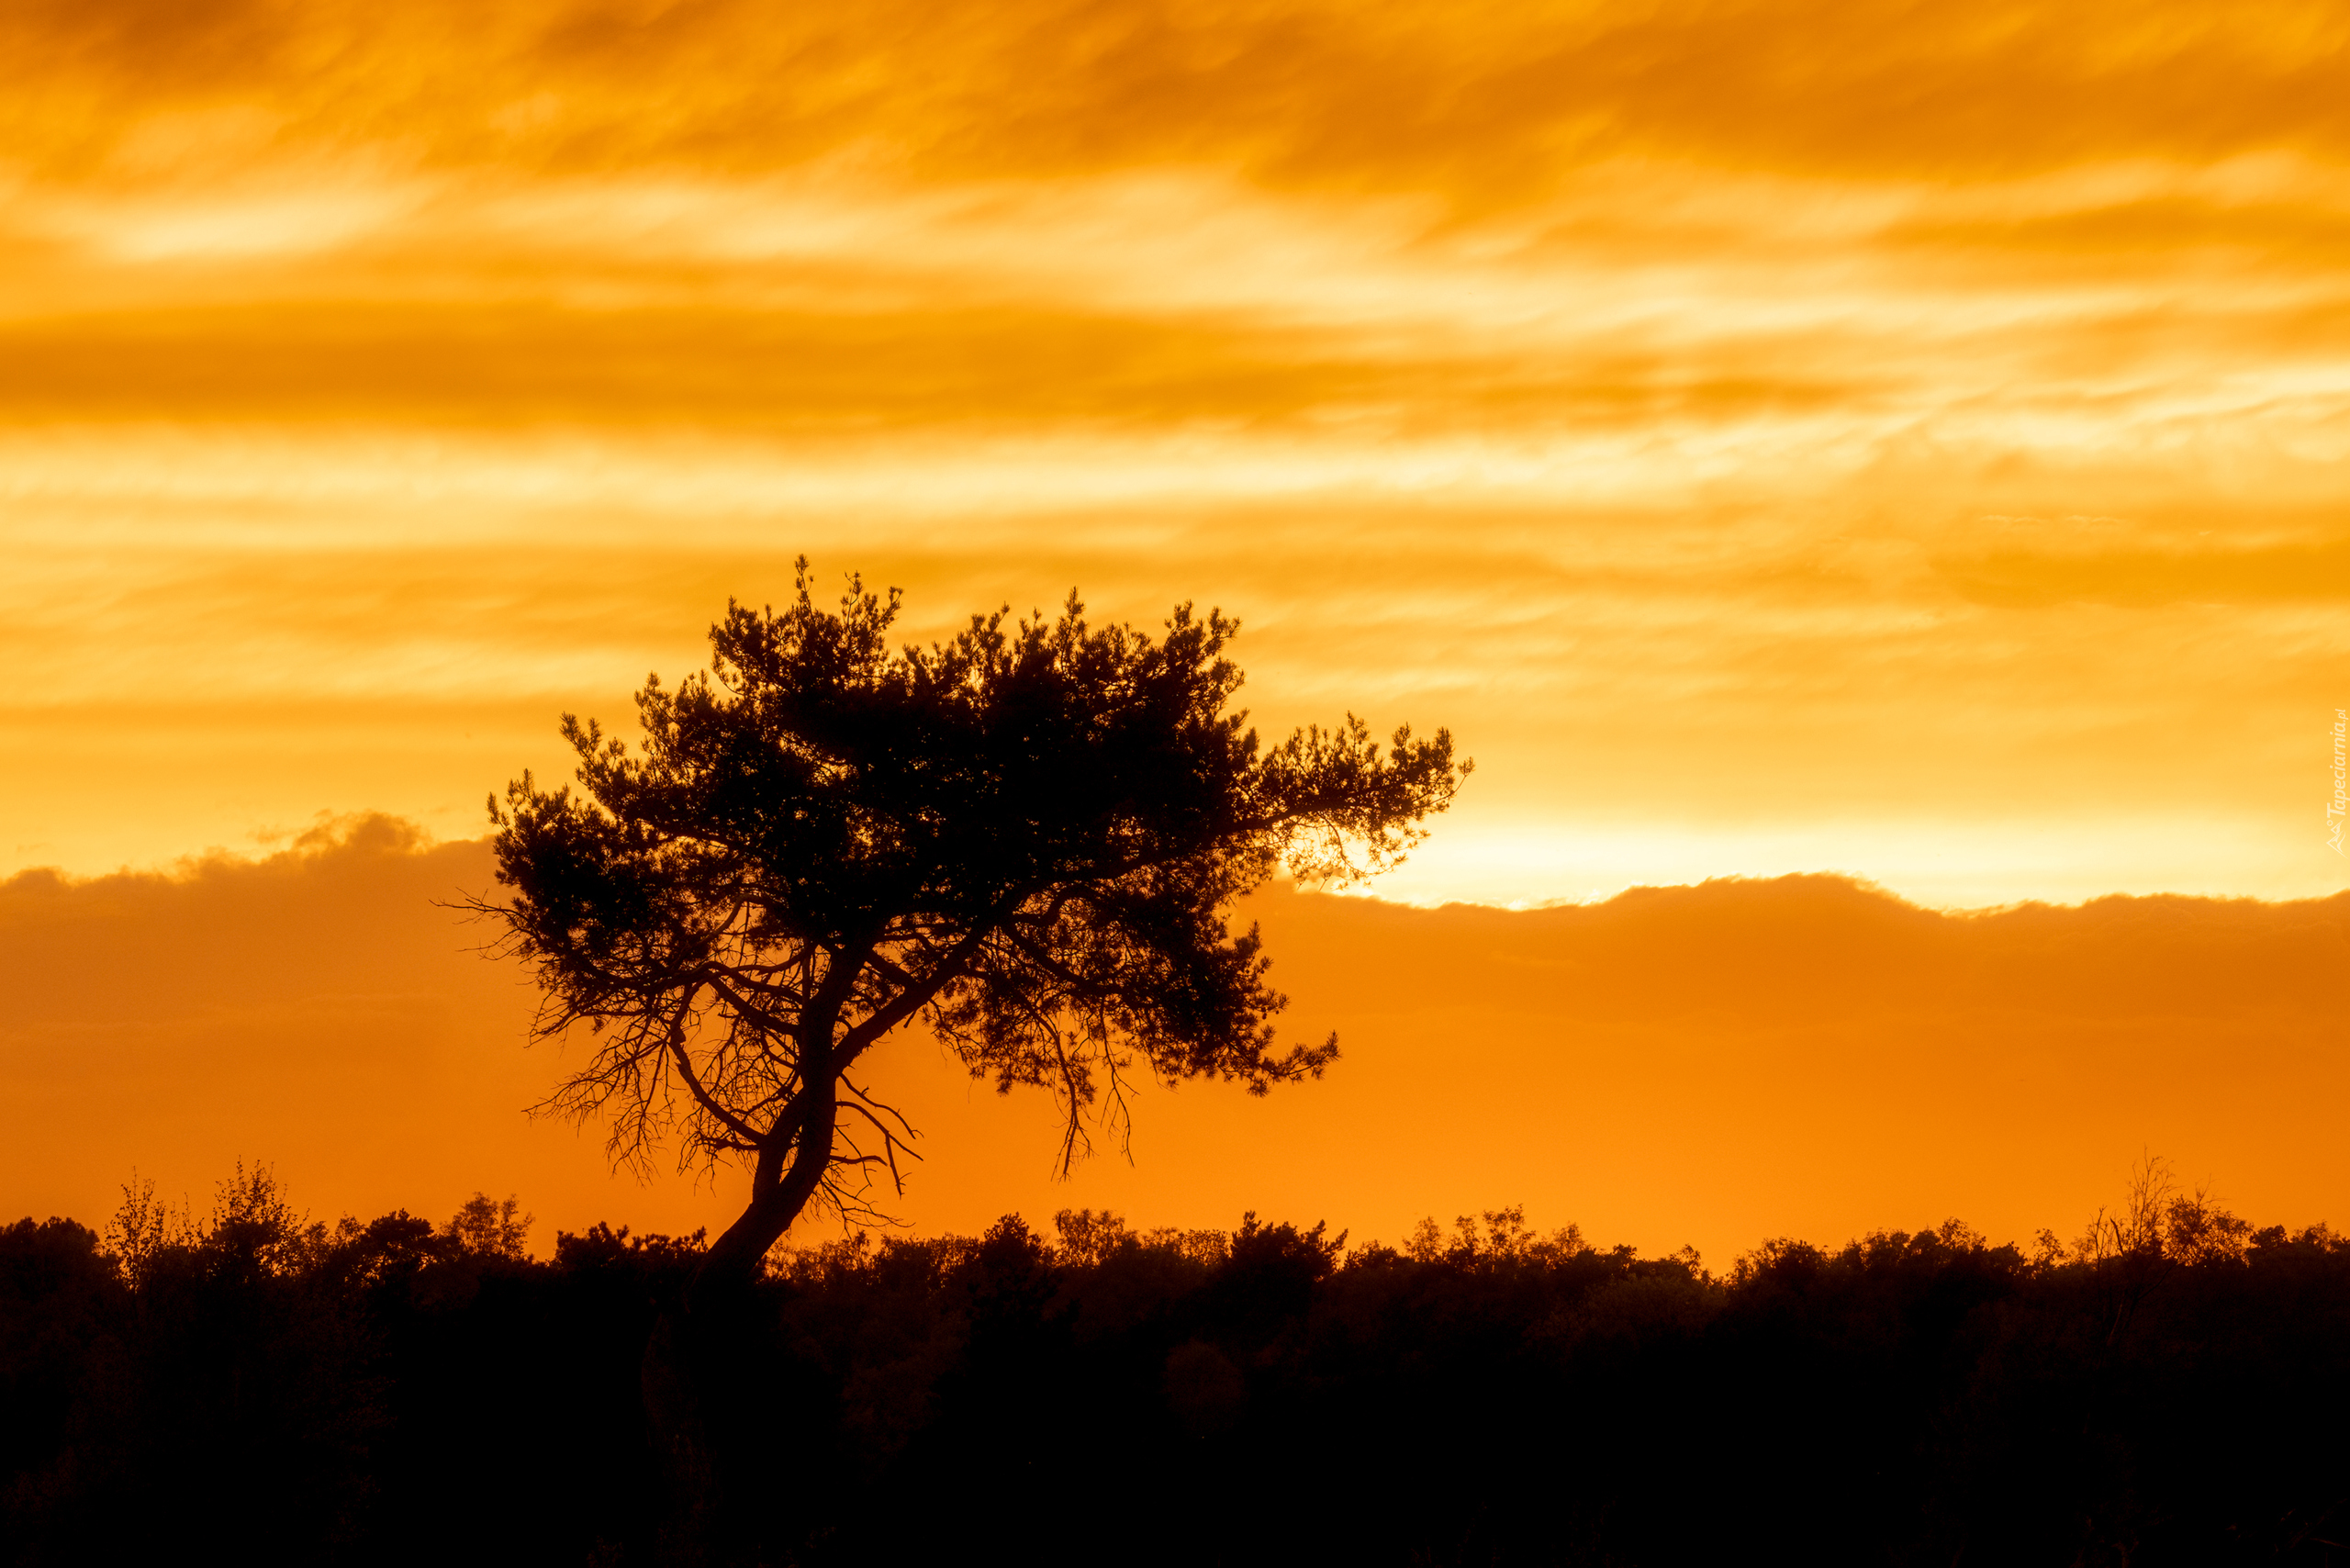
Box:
5;1;2348;1249
6;823;2344;1263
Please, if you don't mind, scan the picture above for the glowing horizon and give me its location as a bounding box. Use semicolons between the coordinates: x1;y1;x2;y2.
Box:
8;821;2345;1266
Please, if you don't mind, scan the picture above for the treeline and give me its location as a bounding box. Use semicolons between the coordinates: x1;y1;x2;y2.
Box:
5;1171;2349;1566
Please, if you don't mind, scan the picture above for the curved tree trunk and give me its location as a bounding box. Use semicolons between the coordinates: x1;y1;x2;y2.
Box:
647;1083;839;1566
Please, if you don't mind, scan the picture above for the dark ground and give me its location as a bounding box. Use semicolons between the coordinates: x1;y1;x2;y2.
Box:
5;1187;2347;1565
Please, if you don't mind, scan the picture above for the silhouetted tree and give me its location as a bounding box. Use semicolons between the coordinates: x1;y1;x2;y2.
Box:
442;1193;533;1260
477;565;1468;1300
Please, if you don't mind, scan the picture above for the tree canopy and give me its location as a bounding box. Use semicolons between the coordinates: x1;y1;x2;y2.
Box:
480;565;1468;1287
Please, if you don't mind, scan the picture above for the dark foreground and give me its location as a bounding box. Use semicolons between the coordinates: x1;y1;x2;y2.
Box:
4;1188;2347;1566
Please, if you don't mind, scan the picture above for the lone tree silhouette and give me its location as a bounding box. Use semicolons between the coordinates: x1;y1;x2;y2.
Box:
480;564;1468;1299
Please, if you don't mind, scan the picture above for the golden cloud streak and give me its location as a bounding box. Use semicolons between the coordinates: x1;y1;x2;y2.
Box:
8;0;2349;190
0;0;2344;908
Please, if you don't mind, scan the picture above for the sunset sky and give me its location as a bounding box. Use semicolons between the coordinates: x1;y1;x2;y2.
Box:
5;0;2347;1256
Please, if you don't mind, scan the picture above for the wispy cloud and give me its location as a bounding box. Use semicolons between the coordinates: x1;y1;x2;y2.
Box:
3;0;2346;901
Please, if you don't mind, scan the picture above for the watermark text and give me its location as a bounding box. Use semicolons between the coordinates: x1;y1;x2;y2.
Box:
2330;708;2346;856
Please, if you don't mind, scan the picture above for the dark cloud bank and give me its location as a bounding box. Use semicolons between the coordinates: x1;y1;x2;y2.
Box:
4;815;2342;1254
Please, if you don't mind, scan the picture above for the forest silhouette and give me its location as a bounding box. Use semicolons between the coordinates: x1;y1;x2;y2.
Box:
5;1162;2349;1564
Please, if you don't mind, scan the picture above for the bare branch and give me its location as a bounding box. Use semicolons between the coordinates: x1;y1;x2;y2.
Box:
660;986;768;1149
